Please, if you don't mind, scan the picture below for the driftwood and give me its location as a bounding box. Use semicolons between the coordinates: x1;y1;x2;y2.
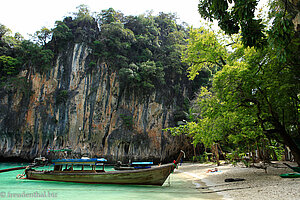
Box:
199;181;244;189
224;178;245;182
201;186;251;193
199;183;231;189
250;163;268;173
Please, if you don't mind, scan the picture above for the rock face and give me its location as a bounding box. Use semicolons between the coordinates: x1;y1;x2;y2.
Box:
0;42;192;163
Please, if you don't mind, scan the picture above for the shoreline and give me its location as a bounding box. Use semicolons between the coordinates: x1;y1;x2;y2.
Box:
175;162;300;200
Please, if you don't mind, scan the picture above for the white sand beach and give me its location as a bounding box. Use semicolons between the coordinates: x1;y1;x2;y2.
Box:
175;162;300;200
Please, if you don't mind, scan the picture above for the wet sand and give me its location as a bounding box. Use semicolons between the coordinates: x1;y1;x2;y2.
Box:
175;162;300;200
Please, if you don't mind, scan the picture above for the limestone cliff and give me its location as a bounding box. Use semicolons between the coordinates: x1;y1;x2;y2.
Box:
0;42;193;163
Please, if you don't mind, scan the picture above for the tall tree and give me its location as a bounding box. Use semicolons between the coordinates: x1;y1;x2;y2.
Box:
73;4;94;22
0;24;11;40
31;27;52;46
173;0;300;165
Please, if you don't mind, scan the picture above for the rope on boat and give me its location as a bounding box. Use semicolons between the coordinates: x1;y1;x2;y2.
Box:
16;166;29;179
16;173;26;179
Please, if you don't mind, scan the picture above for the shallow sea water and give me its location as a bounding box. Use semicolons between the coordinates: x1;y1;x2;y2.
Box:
0;163;220;200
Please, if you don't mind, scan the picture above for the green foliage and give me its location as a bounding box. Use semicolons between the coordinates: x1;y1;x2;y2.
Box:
93;22;135;68
88;61;97;69
0;24;23;56
267;3;297;64
0;24;11;39
177;20;299;163
269;141;284;161
52;21;73;49
97;8;123;26
0;55;20;79
198;0;266;47
18;40;54;72
73;4;94;22
0;24;54;88
192;152;209;163
226;151;250;167
31;27;52;46
167;0;300;162
118;61;165;95
52;21;73;40
182;27;227;80
91;10;194;97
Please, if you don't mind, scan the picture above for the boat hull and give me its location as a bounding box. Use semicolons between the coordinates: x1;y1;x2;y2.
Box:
26;164;175;186
280;173;300;178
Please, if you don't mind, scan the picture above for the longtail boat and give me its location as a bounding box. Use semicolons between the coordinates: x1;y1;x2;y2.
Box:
22;151;184;186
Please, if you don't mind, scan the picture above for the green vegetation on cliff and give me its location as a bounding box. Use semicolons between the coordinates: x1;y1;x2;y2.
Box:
91;8;193;95
0;24;53;91
1;5;210;126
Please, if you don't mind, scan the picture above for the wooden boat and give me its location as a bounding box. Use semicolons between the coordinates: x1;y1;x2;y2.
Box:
280;173;300;178
23;151;184;186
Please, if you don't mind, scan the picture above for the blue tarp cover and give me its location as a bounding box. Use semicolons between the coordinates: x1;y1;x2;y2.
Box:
131;162;153;165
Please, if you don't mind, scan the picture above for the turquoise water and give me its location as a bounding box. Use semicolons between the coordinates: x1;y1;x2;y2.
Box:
0;163;219;200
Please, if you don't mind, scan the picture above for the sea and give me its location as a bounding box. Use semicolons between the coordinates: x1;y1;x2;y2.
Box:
0;163;220;200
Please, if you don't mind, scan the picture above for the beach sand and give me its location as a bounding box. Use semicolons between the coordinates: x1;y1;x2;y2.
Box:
175;162;300;200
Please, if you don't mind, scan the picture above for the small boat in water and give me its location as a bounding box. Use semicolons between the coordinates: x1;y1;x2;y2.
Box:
22;151;184;186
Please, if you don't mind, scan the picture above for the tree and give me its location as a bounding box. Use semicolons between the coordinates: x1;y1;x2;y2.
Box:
14;32;24;41
94;21;135;69
18;40;54;73
0;55;20;79
51;20;73;50
73;4;94;22
0;26;53;91
198;0;263;47
176;20;300;165
182;27;227;80
193;0;300;165
97;8;124;26
31;27;52;46
0;24;11;40
199;0;300;49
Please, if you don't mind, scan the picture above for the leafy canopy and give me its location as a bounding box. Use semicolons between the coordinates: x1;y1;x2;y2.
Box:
166;0;300;164
198;0;266;47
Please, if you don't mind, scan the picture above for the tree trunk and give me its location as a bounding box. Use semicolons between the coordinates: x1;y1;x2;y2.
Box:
274;121;300;166
212;143;220;166
256;141;263;161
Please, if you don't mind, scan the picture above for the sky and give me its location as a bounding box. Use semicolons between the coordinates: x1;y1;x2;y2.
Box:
0;0;203;38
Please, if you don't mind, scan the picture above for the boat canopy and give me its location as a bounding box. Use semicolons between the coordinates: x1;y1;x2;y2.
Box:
52;158;107;165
